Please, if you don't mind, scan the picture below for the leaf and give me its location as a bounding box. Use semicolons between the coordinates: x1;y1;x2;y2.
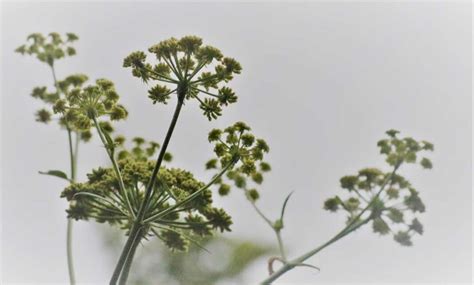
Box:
280;191;294;222
39;170;69;181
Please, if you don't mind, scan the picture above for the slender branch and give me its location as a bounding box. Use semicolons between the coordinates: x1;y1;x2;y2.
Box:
51;64;76;285
92;117;135;218
142;161;235;224
259;164;401;284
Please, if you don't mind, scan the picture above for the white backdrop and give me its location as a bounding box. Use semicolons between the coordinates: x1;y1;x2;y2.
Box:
1;2;471;284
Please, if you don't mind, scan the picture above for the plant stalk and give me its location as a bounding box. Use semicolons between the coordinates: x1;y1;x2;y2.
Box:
110;90;186;285
52;64;77;285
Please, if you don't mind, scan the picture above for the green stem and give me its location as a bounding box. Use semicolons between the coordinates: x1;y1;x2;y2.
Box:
260;217;371;285
110;91;186;285
52;64;77;285
259;164;401;284
275;231;286;261
92;117;135;218
118;228;143;285
66;129;77;285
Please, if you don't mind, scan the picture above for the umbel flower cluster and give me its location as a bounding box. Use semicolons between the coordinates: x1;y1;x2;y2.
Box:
323;130;434;246
15;33;127;143
15;32;78;66
123;36;242;120
205;122;271;201
61;137;232;251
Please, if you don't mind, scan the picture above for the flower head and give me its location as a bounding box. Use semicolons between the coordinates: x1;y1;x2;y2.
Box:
323;130;433;246
205;122;271;200
123;35;242;120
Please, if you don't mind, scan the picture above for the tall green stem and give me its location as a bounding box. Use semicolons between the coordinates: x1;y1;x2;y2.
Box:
66;129;77;285
110;90;186;285
52;64;77;285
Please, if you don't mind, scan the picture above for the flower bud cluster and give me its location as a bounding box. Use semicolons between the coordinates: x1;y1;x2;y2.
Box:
323;130;433;246
123;36;241;120
206;122;271;201
15;32;78;66
61;140;232;251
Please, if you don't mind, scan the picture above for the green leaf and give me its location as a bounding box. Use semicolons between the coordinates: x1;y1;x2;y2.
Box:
39;170;69;181
280;191;294;222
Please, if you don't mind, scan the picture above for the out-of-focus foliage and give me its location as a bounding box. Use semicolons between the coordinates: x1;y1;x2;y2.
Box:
323;130;434;246
102;227;273;285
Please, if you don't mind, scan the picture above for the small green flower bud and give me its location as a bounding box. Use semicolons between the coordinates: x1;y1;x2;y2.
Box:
393;231;412;246
241;133;255;147
218;184;231;196
80;130;92;142
420;158;432;169
110;105;128;120
386;129;400;138
205;159;218;169
372;217;390;235
247;188;260;201
409;218;423;235
260;162;271;172
208;129;222;142
323;197;340;212
163;152;173;162
387;208;404;224
35;108;52;123
53;99;67;113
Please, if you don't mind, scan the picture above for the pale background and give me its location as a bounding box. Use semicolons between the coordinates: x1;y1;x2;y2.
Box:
1;1;472;284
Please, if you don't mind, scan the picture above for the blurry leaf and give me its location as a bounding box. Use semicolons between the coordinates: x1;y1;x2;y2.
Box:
39;170;69;181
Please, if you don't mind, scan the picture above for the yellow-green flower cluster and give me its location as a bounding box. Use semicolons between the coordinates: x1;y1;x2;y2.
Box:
323;130;433;246
123;36;242;120
205;122;271;201
52;78;128;136
61;141;232;252
15;32;78;67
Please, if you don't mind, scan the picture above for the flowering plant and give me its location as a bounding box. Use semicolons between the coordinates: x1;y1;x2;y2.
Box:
17;33;433;285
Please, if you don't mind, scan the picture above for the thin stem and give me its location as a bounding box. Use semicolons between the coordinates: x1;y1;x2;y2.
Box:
259;165;401;284
51;64;77;285
275;231;286;261
92;117;135;218
110;91;186;285
143;161;235;224
247;196;287;261
260;217;371;285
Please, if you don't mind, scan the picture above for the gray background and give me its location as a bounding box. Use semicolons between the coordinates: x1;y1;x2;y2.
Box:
1;1;472;284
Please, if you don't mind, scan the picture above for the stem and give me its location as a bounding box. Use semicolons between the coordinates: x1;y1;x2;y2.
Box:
260;217;371;285
52;64;77;285
110;91;186;285
66;129;77;285
118;229;143;285
259;164;401;284
92;117;135;218
275;231;286;261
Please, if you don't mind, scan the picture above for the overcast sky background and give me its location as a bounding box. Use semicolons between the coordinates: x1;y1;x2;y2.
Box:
1;1;472;284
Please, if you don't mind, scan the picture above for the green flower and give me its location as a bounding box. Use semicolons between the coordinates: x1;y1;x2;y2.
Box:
16;32;79;66
206;122;271;198
323;130;433;247
123;35;242;120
